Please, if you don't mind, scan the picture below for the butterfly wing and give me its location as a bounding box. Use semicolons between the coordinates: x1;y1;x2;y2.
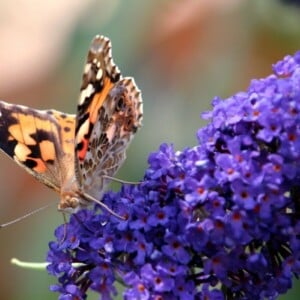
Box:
75;35;143;199
0;101;76;192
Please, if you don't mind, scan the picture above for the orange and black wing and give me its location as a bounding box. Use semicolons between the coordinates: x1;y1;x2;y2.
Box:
0;100;75;191
74;35;143;199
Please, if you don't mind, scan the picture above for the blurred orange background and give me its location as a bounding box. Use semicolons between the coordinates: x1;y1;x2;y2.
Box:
1;1;300;299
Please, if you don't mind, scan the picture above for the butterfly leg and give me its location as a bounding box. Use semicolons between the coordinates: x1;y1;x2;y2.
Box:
81;191;126;220
102;174;142;185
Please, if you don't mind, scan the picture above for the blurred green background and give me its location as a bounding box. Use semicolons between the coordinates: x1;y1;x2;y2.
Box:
0;0;300;299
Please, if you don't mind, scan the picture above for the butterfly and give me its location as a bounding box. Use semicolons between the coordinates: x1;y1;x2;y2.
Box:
0;35;143;217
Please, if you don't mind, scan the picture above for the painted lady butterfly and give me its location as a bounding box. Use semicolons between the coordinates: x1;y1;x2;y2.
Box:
0;35;143;216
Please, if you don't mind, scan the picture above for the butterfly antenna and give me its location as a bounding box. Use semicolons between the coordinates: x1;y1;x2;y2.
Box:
102;174;141;185
81;192;125;220
0;203;54;229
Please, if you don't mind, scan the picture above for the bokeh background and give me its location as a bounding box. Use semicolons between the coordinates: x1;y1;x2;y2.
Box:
0;1;300;299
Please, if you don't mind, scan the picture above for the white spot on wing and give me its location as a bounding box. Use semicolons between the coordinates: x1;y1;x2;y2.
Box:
76;118;90;142
84;63;91;74
96;69;103;80
79;83;95;105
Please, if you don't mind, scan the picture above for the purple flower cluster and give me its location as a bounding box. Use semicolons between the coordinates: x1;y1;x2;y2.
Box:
47;51;300;300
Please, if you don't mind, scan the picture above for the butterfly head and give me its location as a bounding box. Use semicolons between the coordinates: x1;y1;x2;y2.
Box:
58;191;86;213
59;188;124;219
